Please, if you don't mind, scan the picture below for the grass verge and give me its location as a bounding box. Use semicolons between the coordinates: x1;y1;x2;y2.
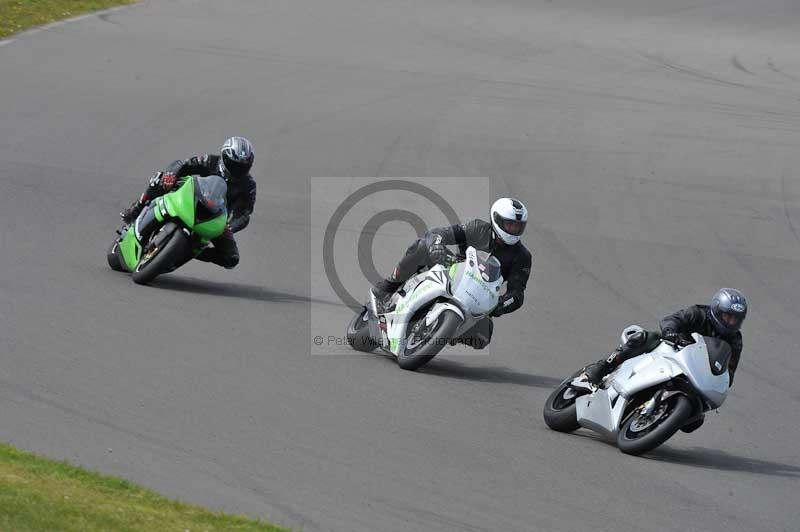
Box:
0;443;288;532
0;0;137;39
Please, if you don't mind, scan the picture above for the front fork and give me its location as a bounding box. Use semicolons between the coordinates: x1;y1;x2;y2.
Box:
136;202;204;253
624;383;699;427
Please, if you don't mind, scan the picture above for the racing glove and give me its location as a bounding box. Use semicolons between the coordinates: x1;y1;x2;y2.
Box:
490;294;513;317
428;239;452;266
661;329;680;343
120;198;145;224
662;330;693;347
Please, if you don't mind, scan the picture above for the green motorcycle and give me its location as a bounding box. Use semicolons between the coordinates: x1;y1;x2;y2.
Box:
107;174;228;284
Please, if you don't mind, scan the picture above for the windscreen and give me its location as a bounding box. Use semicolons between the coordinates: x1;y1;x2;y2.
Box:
194;175;228;222
476;251;502;283
704;336;732;376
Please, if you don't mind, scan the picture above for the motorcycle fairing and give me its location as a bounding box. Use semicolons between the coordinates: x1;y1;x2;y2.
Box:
118;226;141;271
664;334;729;408
612;347;685;399
575;334;730;434
371;247;502;358
576;347;684;435
158;177;227;240
160;177;196;230
380;266;450;356
449;247;502;317
575;385;628;437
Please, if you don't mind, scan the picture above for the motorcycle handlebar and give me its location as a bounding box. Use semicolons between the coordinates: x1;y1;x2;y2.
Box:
661;336;694;350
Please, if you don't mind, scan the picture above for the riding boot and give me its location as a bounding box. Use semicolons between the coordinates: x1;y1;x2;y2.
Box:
371;278;403;312
585;346;624;385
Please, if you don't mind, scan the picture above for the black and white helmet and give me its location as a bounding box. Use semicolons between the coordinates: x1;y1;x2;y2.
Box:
490;197;528;245
218;136;254;181
710;288;747;336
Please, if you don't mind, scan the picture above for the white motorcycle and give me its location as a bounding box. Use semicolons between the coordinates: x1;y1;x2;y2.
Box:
346;246;502;370
543;326;732;455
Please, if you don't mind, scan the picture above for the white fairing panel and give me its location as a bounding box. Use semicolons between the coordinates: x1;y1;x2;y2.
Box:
575;392;610;434
576;383;636;436
384;266;450;355
450;247;502;317
425;302;464;326
379;247;502;357
664;334;729;408
611;348;684;399
577;353;680;435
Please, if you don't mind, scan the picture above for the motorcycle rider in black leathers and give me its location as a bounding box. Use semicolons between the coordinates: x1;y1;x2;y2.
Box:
371;198;532;349
121;137;256;269
583;288;747;432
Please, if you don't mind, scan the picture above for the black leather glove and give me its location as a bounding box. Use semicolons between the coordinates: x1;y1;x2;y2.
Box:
120;199;144;224
662;330;693;347
676;334;695;347
490;296;509;317
429;241;452;266
229;214;250;233
661;330;680;343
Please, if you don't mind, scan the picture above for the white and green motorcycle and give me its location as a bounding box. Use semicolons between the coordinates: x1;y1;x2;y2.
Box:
346;246;503;370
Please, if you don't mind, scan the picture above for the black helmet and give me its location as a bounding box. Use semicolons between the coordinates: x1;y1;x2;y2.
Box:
218;136;254;181
710;288;747;336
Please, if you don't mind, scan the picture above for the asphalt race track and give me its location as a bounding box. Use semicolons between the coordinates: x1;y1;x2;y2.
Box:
1;1;799;531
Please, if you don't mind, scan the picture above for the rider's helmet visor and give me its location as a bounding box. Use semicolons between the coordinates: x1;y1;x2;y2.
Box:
720;312;742;329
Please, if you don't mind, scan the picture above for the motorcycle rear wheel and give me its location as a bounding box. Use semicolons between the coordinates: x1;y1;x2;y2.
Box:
346;307;378;352
543;370;587;432
107;240;125;272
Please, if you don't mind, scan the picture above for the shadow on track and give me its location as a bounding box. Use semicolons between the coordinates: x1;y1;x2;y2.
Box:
570;432;800;477
151;276;346;307
420;358;562;388
646;446;800;478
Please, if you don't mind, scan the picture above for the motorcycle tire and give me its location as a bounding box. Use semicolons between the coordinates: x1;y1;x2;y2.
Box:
346;307;378;352
132;223;191;285
107;240;125;272
397;309;461;371
543;370;587;432
617;393;692;456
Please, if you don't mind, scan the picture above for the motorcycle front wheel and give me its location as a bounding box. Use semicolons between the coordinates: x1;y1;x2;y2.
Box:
617;393;692;456
132;224;192;285
396;309;461;371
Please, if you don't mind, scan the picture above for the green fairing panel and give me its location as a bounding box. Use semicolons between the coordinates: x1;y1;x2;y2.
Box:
160;177;227;240
193;214;227;239
154;198;166;223
118;227;140;271
162;178;196;230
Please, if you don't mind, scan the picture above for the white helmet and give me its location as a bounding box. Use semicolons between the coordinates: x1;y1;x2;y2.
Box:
490;198;528;245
